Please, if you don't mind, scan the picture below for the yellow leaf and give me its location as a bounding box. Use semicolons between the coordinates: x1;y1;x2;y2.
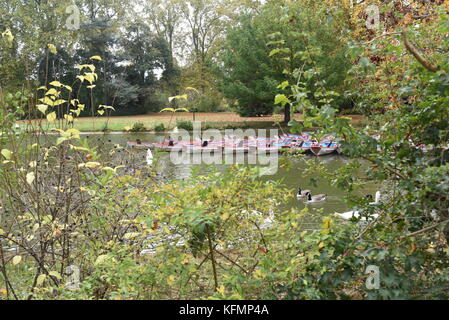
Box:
84;162;101;169
47;44;57;54
95;254;109;265
49;271;62;280
53;99;67;106
84;73;95;84
168;94;188;102
123;232;140;240
1;149;12;160
26;172;35;185
167;275;176;286
39;96;55;106
45;88;59;97
160;108;175;113
217;285;225;295
90;55;102;61
49;81;62;87
12;255;22;265
97;110;105;115
185;87;199;93
36;274;46;286
46;112;57;122
2;29;14;44
37;104;48;114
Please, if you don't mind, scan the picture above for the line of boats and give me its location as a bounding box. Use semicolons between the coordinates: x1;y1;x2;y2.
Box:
127;133;342;156
127;132;448;157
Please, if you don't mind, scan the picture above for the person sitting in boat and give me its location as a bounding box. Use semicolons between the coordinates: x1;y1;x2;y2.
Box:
168;136;175;147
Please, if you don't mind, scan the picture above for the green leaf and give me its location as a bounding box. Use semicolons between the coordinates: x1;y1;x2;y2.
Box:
277;81;290;90
274;94;291;107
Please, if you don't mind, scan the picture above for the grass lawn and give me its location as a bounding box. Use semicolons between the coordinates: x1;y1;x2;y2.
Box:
18;112;367;132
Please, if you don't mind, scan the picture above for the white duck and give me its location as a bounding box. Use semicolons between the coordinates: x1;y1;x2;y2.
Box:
305;192;327;203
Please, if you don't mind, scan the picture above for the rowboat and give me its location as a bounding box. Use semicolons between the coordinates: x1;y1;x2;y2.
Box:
126;132;343;156
127;141;154;149
127;141;183;152
182;145;221;154
309;141;340;156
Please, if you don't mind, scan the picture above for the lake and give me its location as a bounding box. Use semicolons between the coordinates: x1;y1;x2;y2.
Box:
83;132;378;223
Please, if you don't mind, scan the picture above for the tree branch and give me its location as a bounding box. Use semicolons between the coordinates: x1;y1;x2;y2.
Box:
402;31;440;72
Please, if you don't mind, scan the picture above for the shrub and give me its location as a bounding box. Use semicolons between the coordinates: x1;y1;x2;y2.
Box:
129;122;146;132
176;119;193;131
153;123;166;132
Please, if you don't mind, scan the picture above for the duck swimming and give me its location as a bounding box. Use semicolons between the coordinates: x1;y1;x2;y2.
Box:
305;192;327;203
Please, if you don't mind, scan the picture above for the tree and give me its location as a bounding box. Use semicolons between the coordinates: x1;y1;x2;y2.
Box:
219;0;353;120
219;15;280;116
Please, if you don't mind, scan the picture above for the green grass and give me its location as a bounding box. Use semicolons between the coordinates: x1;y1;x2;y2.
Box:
18;113;366;132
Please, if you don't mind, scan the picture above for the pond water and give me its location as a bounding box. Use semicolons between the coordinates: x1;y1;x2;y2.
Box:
83;132;378;220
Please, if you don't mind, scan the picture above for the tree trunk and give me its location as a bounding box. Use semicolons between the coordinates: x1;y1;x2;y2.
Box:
284;105;291;124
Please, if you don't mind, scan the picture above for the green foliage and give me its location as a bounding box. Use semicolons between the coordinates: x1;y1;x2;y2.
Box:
219;15;280;117
219;1;352;119
1;0;449;302
270;6;449;300
130;122;146;132
153;123;166;132
176;119;193;131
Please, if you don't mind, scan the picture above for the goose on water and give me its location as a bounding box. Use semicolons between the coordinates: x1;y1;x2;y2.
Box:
297;187;311;198
305;192;327;203
146;149;154;166
335;192;381;220
369;191;381;205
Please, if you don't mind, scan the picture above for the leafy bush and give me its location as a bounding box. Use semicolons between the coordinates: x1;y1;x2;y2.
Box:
153;123;166;132
176;119;193;131
129;122;146;132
